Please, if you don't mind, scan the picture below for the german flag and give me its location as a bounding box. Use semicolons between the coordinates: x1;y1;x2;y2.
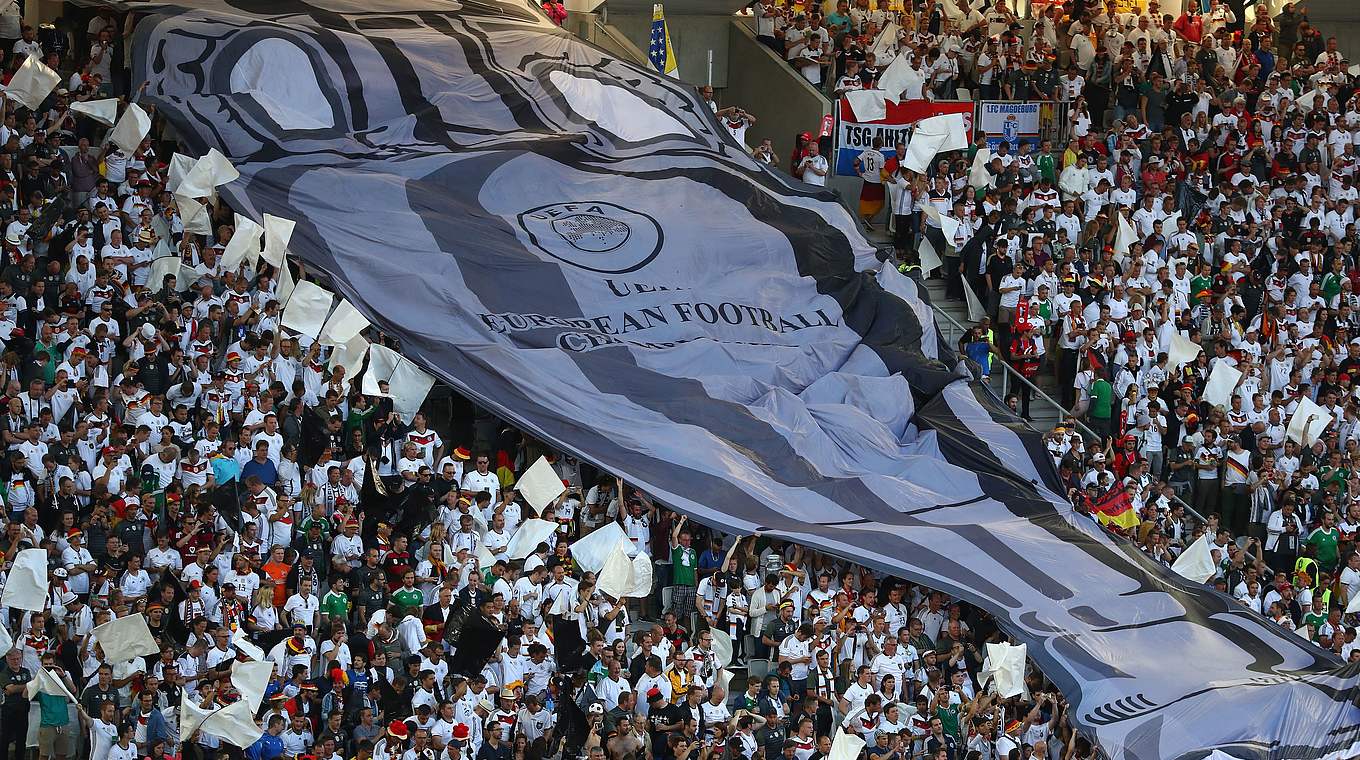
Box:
1090;485;1140;531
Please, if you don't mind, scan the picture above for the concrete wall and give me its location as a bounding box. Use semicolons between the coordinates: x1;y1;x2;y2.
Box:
607;11;731;87
572;11;652;66
1304;0;1360;62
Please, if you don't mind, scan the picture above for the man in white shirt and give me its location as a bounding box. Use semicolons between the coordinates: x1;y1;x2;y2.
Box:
998;261;1028;327
840;666;875;715
1340;552;1360;602
595;660;631;710
797;142;829;187
777;622;814;695
460;453;501;500
870;636;907;700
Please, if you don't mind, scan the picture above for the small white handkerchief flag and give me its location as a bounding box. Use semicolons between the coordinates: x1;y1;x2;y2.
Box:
844;89;887;121
1285;395;1335;446
231;660;275;711
983;642;1029;698
70;97;119;126
506;519;559;560
362;344;437;421
175;196;213;236
261;213;296;266
1167;332;1202;372
177;148;240;198
517;456;567;514
5;55;60;111
221;214;264;270
828;728;865;760
328;334;370;379
281;280;335;338
915;113;969;153
569;522;628;573
1172;534;1217;584
317;299;370;347
109;102;152;155
1;547;48;611
1114;212;1138;255
1202;361;1242;408
968;147;992;189
91;614;160;662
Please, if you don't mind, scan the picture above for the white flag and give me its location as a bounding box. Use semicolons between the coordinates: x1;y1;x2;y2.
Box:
176;195;214;236
90;614;159;662
1;548;47;612
24;667;76;702
1167;332;1201;372
4;55;60;111
70;97;119;126
845;89;887;121
362;344;436;421
903;130;947;174
968;148;993;190
317;299;370;347
261;213;295;267
281;280;335;338
1114;212;1138;255
1202;361;1242;408
983;642;1028;698
516;455;567;514
569;523;629;573
220;215;263;271
1285;395;1335;446
962;274;986;322
918;234;942;275
177;148;240;199
828;728;865;760
231;660;274;711
506;518;559;560
1171;534;1217;584
109;103;151;155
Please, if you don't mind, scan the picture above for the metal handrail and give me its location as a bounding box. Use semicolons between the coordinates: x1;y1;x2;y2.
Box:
924;296;1210;528
926;297;1096;435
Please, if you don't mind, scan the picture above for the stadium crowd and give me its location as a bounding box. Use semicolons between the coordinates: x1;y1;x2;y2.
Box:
0;3;1349;760
760;0;1360;649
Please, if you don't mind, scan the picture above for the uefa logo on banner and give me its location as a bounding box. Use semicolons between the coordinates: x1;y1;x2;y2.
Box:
517;201;664;274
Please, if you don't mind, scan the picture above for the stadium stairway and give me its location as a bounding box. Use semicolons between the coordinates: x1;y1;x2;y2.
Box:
917;274;1063;433
861;226;1064;433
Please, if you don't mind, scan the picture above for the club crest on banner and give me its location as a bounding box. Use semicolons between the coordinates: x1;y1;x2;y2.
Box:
517;201;662;273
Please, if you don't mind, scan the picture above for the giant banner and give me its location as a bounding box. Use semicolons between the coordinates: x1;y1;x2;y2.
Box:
128;2;1360;758
834;98;973;176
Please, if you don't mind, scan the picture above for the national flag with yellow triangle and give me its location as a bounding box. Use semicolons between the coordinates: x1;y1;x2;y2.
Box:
648;3;678;78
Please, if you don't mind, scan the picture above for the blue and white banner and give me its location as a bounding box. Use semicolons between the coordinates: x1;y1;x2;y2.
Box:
126;2;1360;758
978;101;1042;150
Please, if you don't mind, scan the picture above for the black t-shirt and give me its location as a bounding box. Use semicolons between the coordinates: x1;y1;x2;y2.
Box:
79;683;119;716
925;734;958;760
349;562;382;590
986;254;1012;288
0;664;30;711
647;703;687;759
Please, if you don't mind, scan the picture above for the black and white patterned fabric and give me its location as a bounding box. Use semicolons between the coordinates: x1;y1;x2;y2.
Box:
116;1;1360;757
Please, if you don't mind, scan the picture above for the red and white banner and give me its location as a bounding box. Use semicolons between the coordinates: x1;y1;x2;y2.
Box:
834;97;973;176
